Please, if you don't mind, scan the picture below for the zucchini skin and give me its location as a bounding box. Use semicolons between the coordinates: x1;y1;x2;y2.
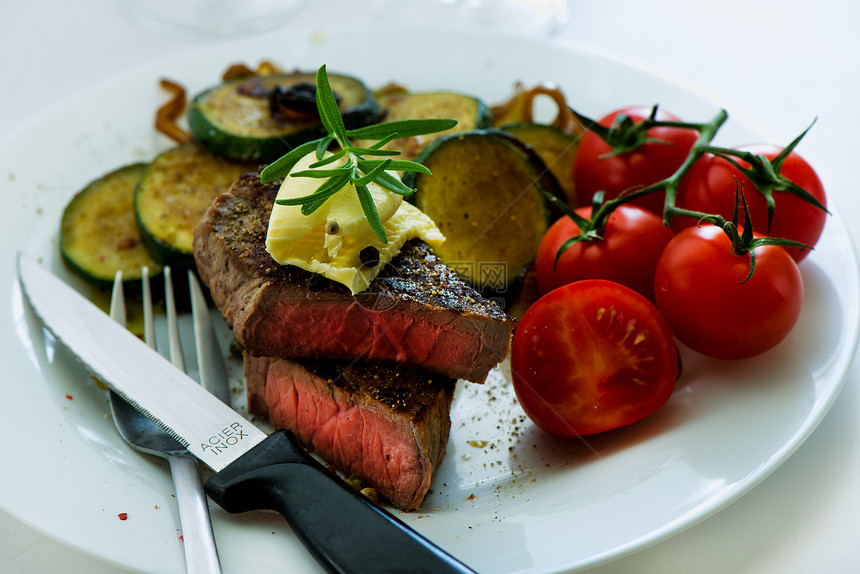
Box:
60;163;162;289
188;72;381;162
404;129;562;295
373;88;493;160
500;122;579;206
134;143;256;269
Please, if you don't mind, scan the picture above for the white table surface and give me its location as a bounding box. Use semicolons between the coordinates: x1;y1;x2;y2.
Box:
3;1;859;572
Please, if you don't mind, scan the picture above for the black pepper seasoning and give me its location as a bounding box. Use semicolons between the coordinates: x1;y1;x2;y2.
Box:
359;246;380;268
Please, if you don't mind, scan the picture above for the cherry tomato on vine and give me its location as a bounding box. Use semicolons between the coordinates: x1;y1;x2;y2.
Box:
573;106;699;215
654;224;803;360
511;280;679;437
535;205;674;301
674;145;827;261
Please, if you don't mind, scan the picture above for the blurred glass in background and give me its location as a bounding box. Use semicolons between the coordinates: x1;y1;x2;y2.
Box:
372;0;570;36
123;0;306;39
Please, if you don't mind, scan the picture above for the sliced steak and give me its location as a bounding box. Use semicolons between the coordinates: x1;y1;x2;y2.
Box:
194;173;515;383
245;354;455;511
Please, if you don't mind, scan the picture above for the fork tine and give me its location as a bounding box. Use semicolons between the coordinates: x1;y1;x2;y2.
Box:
109;271;126;327
107;267;223;573
163;266;185;372
188;269;231;404
141;267;155;350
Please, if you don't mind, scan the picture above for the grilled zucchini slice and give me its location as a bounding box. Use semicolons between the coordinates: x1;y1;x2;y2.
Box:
500;122;580;205
372;86;493;160
60;163;162;289
135;143;254;268
188;71;381;162
404;129;559;293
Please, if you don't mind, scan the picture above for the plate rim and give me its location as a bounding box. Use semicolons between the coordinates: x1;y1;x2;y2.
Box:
2;26;857;574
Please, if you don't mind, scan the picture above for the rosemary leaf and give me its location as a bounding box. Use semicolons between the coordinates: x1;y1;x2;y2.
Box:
352;159;392;186
311;172;351;199
368;133;398;149
346;118;457;140
276;173;350;207
264;64;456;236
315;66;349;145
374;171;417;196
355;157;430;176
309;149;348;168
276;192;327;206
302;188;341;215
260;139;320;183
315;135;333;160
344;146;401;157
371;158;433;174
356;183;388;243
290;167;351;179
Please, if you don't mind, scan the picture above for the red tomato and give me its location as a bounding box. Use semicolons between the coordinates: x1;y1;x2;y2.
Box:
573;106;699;215
654;225;803;360
511;280;679;437
535;205;674;301
674;145;827;261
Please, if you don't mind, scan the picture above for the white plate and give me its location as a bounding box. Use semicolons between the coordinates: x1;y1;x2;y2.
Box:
2;27;857;574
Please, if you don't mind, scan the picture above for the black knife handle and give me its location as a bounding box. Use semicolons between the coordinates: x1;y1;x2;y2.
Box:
205;429;476;574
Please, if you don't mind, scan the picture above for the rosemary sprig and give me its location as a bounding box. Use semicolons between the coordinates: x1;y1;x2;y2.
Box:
260;65;457;243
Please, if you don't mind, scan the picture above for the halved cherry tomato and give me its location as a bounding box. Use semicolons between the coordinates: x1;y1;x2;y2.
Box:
654;224;803;359
511;280;679;437
674;145;827;261
573;106;699;215
535;205;674;301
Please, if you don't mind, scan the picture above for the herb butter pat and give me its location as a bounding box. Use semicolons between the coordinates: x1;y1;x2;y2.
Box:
266;151;445;293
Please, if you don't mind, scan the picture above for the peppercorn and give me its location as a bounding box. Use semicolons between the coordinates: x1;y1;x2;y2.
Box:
360;246;380;268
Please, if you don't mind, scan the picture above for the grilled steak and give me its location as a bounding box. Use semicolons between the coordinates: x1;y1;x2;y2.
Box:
245;354;455;511
193;173;515;383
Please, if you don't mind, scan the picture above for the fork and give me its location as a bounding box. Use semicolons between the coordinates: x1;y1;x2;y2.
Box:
109;266;226;573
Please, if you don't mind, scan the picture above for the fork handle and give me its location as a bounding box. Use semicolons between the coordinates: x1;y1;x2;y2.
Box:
168;453;223;573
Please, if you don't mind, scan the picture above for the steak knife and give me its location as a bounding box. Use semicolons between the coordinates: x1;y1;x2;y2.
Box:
17;253;476;574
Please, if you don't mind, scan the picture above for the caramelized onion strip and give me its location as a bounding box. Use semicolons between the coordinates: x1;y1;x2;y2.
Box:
154;78;191;144
221;60;283;81
492;82;584;137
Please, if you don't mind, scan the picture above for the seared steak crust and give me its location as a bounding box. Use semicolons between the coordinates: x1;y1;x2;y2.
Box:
194;173;515;383
245;354;455;511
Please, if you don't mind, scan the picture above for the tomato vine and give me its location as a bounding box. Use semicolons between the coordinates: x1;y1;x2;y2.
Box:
545;105;827;276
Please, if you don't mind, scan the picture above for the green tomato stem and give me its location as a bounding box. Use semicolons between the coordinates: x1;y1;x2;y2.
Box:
588;109;729;231
555;106;821;281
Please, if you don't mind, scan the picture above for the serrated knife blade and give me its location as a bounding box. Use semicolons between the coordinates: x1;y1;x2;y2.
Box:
17;252;475;574
19;253;265;472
